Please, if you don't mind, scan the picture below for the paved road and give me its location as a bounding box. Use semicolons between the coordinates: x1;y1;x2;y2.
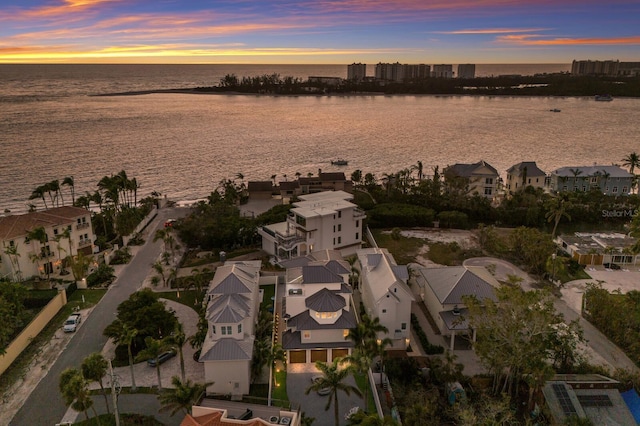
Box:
11;207;187;426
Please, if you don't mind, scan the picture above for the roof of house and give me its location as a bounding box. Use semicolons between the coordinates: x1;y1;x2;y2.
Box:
506;161;546;177
287;308;357;331
180;409;267;426
247;181;273;192
281;329;355;350
305;288;347;312
207;263;257;296
279;250;348;270
551;165;633;178
357;248;413;304
0;206;89;240
199;337;254;362
444;160;498;178
320;172;347;182
279;181;299;191
207;294;251;323
417;266;499;305
302;265;344;284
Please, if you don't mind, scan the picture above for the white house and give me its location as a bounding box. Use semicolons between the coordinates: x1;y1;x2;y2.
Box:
357;248;414;350
443;160;500;199
281;260;356;364
548;165;633;195
258;191;366;261
199;261;261;397
415;266;499;350
0;206;95;282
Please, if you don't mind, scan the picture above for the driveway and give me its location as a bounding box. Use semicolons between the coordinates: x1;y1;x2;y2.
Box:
287;364;364;426
10;206;190;426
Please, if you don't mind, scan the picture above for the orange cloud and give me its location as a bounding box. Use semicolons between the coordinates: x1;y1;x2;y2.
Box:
4;0;120;20
437;28;549;34
496;35;640;45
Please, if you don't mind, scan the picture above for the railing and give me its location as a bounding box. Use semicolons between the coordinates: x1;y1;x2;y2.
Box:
353;208;366;218
76;222;90;230
78;239;92;248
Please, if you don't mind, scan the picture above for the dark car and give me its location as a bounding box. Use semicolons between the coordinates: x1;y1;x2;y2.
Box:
603;263;621;270
311;375;331;396
147;349;176;367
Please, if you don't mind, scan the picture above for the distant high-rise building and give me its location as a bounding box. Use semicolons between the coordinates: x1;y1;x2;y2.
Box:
404;64;431;80
347;63;367;81
571;60;620;76
375;62;405;82
432;64;453;78
457;64;476;79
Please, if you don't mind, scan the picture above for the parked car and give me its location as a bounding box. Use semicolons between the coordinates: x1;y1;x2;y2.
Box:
164;219;176;228
311;375;331;396
63;313;81;332
147;349;176;367
603;262;621;270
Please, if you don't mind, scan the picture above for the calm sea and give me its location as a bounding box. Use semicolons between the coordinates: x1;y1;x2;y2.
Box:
1;63;637;214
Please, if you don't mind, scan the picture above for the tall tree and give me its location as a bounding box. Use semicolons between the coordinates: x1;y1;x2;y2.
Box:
62;176;75;205
137;336;172;389
622;151;640;175
305;359;362;426
545;195;571;238
3;243;22;282
59;368;98;422
158;376;212;417
165;322;187;382
81;352;110;414
112;322;138;392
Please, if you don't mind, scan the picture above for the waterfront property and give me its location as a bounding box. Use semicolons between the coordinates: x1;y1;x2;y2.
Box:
548;165;633;195
356;248;414;350
443;160;500;199
0;206;95;282
275;172;353;200
199;260;262;397
415;266;499;351
182;401;300;426
505;161;547;195
258;190;365;261
557;232;640;267
281;259;356;364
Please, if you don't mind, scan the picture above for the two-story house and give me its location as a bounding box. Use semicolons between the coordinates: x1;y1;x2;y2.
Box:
415;266;499;351
258;191;366;262
281;262;356;364
505;161;547;194
548;165;633;195
356;248;414;350
0;206;95;281
443;160;500;199
199;261;261;397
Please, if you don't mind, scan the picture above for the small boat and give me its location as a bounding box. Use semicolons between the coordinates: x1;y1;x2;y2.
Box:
595;94;613;102
331;159;348;166
549;108;561;112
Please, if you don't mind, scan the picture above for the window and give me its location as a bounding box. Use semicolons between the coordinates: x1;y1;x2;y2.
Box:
238;324;242;333
623;186;628;193
528;178;531;184
212;325;216;334
401;323;407;330
333;225;336;232
393;288;397;293
343;330;349;338
333;238;336;245
303;331;310;339
582;186;587;191
536;178;539;183
591;177;598;184
9;240;14;247
485;178;493;184
53;228;58;235
338;224;341;232
221;326;232;335
484;188;492;195
337;237;341;244
338;211;342;218
382;309;387;313
563;186;568;191
356;233;359;240
356;220;359;228
613;186;618;193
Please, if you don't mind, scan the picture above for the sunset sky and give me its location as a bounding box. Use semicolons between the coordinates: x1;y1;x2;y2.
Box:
1;0;639;64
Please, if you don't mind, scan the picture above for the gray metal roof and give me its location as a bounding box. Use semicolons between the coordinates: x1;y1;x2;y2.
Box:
209;273;251;295
367;254;382;268
506;161;546;177
419;266;497;305
281;330;355;350
445;160;498;177
208;303;246;324
302;265;343;284
325;260;350;275
287;309;357;330
552;165;632;178
391;265;409;281
440;309;470;331
305;288;346;312
199;338;254;361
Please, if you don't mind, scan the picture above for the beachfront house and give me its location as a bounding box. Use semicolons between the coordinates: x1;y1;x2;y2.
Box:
415;266;499;350
557;232;640;267
548;165;633;195
443;160;500;199
356;248;414;350
0;206;95;282
281;260;356;364
199;261;261;397
505;161;547;194
258;190;366;262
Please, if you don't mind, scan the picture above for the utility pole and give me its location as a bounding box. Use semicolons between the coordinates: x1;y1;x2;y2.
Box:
108;359;121;426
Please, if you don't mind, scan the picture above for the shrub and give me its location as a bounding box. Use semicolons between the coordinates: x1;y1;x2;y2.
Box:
437;211;468;229
86;263;115;287
368;203;436;228
411;313;444;355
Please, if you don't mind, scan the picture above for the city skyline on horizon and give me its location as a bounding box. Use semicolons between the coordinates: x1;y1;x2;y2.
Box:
1;1;639;64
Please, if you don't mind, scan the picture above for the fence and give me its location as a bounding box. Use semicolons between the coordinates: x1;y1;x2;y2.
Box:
122;206;158;246
0;290;67;376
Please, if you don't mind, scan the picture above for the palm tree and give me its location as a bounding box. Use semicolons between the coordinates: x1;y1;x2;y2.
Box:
165;323;187;381
415;160;424;181
305;359;362;426
29;185;48;209
81;352;110;414
3;243;22;281
158;376;212;417
113;322;138;391
62;176;75;206
26;226;49;282
59;368;99;422
545;196;571;238
153;261;167;287
341;349;373;412
569;168;583;190
137;336;171;389
49;179;63;207
622;151;640;175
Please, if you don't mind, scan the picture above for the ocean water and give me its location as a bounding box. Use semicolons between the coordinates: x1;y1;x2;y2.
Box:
1;63;636;215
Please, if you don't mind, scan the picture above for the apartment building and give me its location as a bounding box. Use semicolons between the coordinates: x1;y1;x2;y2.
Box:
548;165;633;196
347;63;367;81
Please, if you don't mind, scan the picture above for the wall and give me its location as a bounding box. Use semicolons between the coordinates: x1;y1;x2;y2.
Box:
122;207;157;246
0;290;67;376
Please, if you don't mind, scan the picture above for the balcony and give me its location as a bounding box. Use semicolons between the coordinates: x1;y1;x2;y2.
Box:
353;208;366;219
76;222;90;230
78;239;92;248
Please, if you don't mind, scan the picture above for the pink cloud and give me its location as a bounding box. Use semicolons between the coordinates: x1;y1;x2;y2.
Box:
496;34;640;45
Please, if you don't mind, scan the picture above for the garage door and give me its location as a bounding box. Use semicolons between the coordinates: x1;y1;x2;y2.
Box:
289;350;306;364
331;349;348;361
310;349;327;363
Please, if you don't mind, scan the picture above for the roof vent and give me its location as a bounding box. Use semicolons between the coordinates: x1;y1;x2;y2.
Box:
288;289;303;295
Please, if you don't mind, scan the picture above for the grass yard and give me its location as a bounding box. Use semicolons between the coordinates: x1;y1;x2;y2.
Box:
370;229;425;265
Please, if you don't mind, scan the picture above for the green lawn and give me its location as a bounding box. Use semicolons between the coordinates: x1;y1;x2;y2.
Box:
354;372;377;414
271;369;289;405
159;290;201;311
370;229;425;265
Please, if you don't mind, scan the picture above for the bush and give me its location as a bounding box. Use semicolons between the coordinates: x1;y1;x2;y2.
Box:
368;203;436;228
411;313;444;355
86;263;115;287
109;247;132;265
437;211;469;229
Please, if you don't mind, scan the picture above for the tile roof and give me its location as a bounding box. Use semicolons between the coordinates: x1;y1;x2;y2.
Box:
0;206;88;240
199;338;254;361
305;288;346;312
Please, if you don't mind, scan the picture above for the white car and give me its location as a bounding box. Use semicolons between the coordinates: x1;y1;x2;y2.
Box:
63;313;81;332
